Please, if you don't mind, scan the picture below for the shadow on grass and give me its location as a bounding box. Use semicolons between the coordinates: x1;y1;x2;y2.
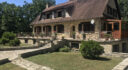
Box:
84;57;111;61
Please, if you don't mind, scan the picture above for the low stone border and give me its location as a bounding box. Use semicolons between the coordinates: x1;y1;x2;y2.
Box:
112;58;128;70
0;58;10;65
21;40;66;58
0;46;40;51
21;48;51;58
0;43;47;51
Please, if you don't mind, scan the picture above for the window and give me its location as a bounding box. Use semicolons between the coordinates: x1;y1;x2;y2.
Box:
122;43;127;53
25;39;28;43
36;26;41;33
107;5;118;18
72;26;75;31
58;11;62;17
112;44;119;52
33;39;36;44
114;23;119;30
113;9;118;17
107;6;112;15
55;25;64;33
79;22;95;32
54;26;56;32
46;13;51;19
71;43;79;49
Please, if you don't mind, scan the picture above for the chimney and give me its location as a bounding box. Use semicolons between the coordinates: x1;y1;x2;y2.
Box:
46;3;49;9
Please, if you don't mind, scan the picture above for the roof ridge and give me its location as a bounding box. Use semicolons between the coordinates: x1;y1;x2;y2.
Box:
43;0;76;12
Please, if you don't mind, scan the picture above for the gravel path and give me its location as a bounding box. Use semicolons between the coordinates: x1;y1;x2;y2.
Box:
0;43;51;60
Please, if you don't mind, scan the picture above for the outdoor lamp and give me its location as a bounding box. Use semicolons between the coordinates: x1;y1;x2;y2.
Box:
91;19;95;24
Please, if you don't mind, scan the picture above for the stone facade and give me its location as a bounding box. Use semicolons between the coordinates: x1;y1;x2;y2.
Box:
33;18;102;41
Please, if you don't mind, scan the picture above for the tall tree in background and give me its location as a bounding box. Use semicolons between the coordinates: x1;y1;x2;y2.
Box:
0;0;55;37
118;0;128;21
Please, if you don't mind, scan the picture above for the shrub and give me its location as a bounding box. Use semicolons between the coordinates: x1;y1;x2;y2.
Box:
14;38;21;46
0;32;20;46
0;38;9;45
80;40;104;59
9;38;20;46
59;46;70;52
9;40;15;46
2;32;16;40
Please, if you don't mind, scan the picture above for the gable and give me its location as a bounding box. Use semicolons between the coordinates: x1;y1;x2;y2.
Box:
103;0;121;19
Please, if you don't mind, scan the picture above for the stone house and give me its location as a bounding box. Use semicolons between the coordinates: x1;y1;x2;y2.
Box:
24;0;128;54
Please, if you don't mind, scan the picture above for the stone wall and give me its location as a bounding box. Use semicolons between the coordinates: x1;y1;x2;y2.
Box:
33;18;102;41
68;40;128;54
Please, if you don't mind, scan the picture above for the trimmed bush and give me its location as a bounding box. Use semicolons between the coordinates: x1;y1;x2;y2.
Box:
9;40;15;46
80;40;104;59
0;38;9;45
0;32;20;46
14;38;21;46
9;38;20;46
59;46;70;52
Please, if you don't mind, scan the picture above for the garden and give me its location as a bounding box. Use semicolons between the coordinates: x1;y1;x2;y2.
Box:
0;32;33;48
25;40;123;70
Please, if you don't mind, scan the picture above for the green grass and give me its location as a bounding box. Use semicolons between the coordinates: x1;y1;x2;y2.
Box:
26;52;123;70
0;63;25;70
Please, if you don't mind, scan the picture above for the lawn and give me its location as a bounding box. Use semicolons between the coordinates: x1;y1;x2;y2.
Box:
0;63;25;70
26;52;123;70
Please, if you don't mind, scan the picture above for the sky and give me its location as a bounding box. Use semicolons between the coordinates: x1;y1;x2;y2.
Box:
0;0;68;6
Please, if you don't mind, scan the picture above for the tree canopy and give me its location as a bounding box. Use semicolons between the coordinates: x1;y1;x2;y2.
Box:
118;0;128;21
0;0;55;37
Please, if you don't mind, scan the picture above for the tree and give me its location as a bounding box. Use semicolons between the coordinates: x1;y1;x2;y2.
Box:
0;0;55;37
118;0;128;21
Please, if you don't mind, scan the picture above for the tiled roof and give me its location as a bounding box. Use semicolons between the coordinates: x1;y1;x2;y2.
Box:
43;1;75;12
32;0;109;25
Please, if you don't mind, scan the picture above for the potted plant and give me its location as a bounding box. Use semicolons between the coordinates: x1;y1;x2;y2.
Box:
104;34;112;41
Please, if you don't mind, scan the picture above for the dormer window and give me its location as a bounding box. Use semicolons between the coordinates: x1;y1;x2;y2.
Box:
58;11;62;17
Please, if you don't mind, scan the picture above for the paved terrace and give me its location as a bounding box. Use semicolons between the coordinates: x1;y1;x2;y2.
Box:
0;43;51;60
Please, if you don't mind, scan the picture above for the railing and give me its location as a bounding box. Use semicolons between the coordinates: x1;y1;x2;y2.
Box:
17;32;34;37
17;32;53;38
